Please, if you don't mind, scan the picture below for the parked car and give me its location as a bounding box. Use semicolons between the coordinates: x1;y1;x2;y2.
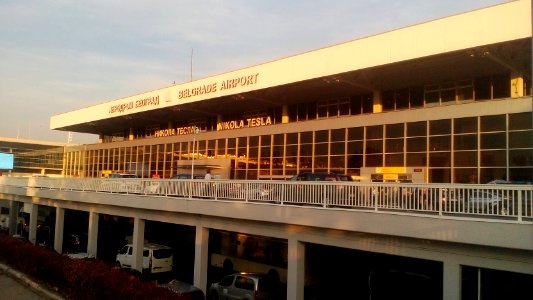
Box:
109;173;138;178
288;172;342;182
115;243;173;274
172;174;205;179
209;272;284;300
159;279;205;300
465;190;507;214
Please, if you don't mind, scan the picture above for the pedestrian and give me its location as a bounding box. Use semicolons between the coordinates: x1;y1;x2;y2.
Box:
204;169;212;180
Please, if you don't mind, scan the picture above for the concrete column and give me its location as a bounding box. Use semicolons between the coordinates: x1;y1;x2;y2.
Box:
28;203;38;244
194;226;209;294
443;261;461;300
282;104;289;124
54;207;65;254
372;90;382;113
87;211;99;258
8;201;19;236
131;218;145;273
286;238;305;300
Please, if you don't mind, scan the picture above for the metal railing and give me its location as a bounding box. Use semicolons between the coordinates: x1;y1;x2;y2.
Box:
1;176;532;223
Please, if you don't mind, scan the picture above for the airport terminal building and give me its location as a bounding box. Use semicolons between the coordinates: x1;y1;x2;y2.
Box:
51;0;532;184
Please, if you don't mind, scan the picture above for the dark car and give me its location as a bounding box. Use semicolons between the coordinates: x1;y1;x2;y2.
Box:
289;172;342;182
159;279;205;300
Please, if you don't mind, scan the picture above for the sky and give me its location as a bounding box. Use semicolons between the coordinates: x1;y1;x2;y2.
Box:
0;0;505;144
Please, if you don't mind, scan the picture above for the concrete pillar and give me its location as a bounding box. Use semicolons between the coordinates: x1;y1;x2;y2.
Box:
8;201;19;236
373;90;382;113
286;238;305;300
131;218;145;273
194;226;209;294
282;104;289;124
54;207;65;254
28;203;38;244
87;211;99;258
443;261;461;300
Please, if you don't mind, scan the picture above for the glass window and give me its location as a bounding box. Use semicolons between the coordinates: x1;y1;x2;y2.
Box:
366;140;383;154
454;117;477;134
386;139;404;153
481;150;506;167
430;119;451;135
348;127;364;140
315;130;329;143
454;134;477;150
509;149;532;167
430;136;451;151
300;131;313;144
509;131;532;148
407;137;427;152
385;154;403;166
429;152;451;167
366;125;383;139
386;123;404;138
454;151;477;167
407;121;427;137
331;128;345;142
286;133;298;145
480;115;505;132
480;133;506;149
509;112;532;130
407;153;427;166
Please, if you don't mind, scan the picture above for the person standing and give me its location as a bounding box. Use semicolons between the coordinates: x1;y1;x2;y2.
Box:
204;169;212;180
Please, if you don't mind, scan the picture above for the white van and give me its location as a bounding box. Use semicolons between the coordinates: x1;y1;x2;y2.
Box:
115;243;173;274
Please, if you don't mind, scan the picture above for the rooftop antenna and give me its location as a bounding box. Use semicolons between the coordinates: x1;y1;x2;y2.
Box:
190;47;193;82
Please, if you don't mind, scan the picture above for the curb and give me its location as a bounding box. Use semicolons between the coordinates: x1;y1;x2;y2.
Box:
0;262;64;300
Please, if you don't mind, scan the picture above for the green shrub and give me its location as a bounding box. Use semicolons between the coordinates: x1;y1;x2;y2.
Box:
0;233;181;299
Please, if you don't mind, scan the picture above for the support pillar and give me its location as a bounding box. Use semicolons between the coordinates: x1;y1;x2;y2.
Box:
286;238;305;300
372;90;382;113
54;207;65;254
443;261;461;300
282;104;289;124
131;218;145;273
8;201;19;236
194;226;209;294
87;211;99;258
28;203;38;244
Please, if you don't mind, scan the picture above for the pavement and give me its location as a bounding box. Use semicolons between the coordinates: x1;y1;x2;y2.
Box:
0;262;64;300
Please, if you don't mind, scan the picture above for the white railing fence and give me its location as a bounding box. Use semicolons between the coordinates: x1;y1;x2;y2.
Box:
1;176;531;223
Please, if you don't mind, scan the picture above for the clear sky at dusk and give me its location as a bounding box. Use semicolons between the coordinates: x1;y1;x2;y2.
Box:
0;0;504;143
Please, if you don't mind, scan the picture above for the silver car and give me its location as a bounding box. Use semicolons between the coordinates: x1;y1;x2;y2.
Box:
209;272;281;300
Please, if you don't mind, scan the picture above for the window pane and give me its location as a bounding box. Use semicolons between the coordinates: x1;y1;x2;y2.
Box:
430;152;451;167
481;133;506;149
454;151;477;167
454;117;477;134
509;131;533;148
430;136;451;151
407;137;427;152
509;149;532;167
430;119;451;135
366;140;383;154
386;123;404;138
481;150;506;167
407;153;427;166
366;125;383;139
386;138;404;153
509;112;532;130
454;134;477;150
385;154;403;166
407;121;427;137
481;115;505;132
